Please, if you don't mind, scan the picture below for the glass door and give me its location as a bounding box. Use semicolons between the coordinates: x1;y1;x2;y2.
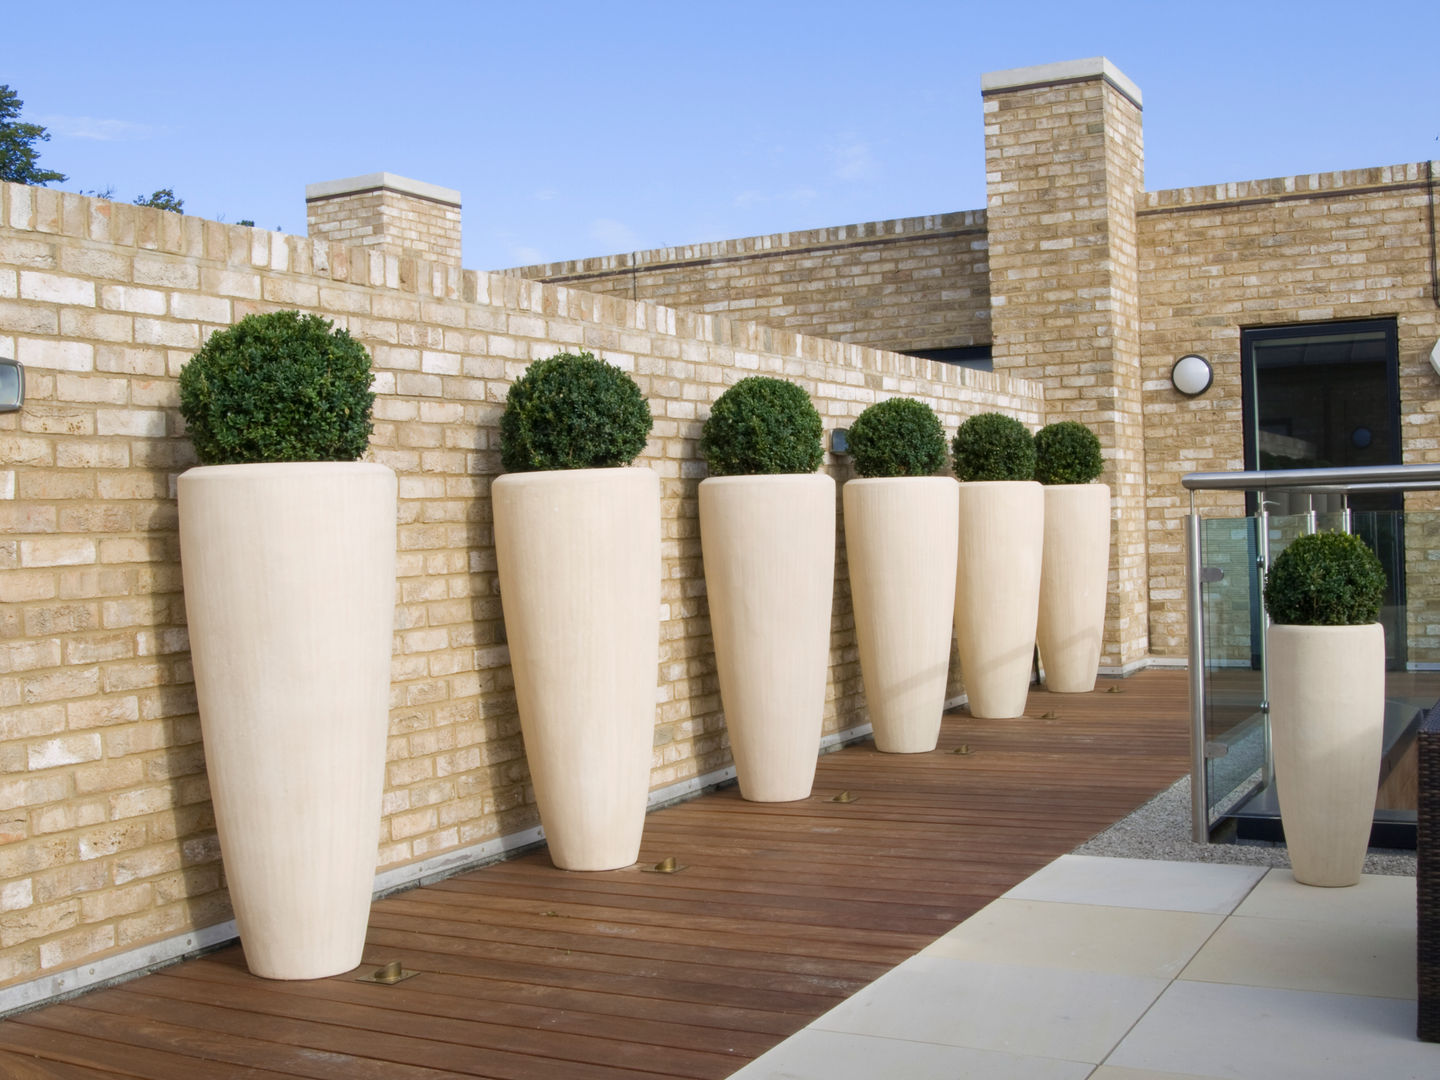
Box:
1240;318;1404;666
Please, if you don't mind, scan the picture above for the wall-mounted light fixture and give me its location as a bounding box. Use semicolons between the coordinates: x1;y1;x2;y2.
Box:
831;428;850;454
0;358;23;413
1429;337;1440;379
1170;354;1213;397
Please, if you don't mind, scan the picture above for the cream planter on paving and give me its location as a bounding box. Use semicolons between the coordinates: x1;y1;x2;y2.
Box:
953;480;1043;720
178;461;397;981
843;477;959;753
493;467;661;872
1037;483;1111;694
700;474;835;801
1267;622;1385;887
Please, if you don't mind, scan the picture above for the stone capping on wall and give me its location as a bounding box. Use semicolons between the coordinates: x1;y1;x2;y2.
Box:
0;183;1025;399
501;210;988;283
304;172;462;209
980;56;1143;111
1140;160;1436;214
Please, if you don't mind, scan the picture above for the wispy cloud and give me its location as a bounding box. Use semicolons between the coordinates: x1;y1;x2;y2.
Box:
589;217;640;251
830;135;875;182
38;115;160;142
509;244;545;266
532;187;560;201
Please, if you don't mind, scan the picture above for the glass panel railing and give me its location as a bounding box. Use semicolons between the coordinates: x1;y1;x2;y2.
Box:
1198;515;1264;828
1185;464;1440;844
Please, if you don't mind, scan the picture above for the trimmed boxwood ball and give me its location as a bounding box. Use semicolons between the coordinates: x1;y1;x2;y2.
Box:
500;350;652;472
179;310;375;465
951;411;1036;482
700;376;824;476
1263;531;1386;626
1034;420;1104;485
847;398;948;478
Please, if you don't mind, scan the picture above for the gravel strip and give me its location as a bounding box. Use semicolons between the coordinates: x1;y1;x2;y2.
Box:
1073;774;1417;877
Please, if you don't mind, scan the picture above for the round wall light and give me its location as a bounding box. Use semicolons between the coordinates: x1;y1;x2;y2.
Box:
1170;354;1213;396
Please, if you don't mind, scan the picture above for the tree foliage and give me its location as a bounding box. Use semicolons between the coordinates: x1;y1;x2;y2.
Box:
0;84;66;186
846;397;948;478
700;376;824;476
500;351;652;472
950;412;1036;482
1263;531;1387;626
178;311;375;465
1033;420;1104;485
135;188;184;214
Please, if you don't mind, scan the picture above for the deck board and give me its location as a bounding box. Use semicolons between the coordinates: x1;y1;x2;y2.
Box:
0;670;1190;1078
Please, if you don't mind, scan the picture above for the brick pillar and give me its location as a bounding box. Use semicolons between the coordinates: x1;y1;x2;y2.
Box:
305;173;462;270
981;58;1149;670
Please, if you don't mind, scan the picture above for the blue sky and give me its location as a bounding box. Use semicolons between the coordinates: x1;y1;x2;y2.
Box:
6;1;1437;270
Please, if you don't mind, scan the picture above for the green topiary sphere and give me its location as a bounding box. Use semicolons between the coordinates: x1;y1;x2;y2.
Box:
178;310;375;465
500;350;653;472
847;398;948;478
950;412;1036;482
700;376;824;476
1034;420;1104;485
1263;531;1386;626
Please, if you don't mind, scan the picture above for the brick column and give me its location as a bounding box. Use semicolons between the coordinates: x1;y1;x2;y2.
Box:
981;58;1149;669
305;173;462;270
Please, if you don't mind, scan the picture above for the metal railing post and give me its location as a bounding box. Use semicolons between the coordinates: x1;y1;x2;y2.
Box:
1186;508;1209;842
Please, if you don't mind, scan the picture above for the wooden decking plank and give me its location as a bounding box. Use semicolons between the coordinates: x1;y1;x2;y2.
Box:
369;898;903;977
89;982;746;1080
170;951;804;1038
2;670;1191;1078
157;960;783;1056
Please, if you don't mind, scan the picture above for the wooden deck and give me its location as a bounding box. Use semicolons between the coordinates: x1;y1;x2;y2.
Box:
0;670;1191;1079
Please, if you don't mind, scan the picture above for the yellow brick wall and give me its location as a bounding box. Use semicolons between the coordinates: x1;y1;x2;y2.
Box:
1137;163;1440;657
0;181;1042;991
506;212;992;355
306;188;462;269
982;73;1151;671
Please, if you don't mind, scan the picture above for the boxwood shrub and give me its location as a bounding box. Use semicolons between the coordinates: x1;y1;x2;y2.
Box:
1263;531;1386;626
950;412;1035;482
847;398;948;478
178;310;375;465
700;376;824;476
500;350;652;472
1034;420;1104;485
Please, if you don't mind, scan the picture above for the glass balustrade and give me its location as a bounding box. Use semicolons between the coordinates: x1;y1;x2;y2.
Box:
1183;464;1440;845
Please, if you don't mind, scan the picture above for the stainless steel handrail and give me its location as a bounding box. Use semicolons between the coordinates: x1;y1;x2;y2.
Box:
1182;462;1440;841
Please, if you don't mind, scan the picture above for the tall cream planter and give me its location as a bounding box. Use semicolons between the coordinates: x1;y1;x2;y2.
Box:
1268;623;1385;887
1037;483;1111;693
178;462;396;980
493;468;660;871
953;480;1044;719
843;477;959;753
700;474;835;801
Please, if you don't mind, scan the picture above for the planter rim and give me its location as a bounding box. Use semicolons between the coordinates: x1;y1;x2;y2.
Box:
181;461;392;479
1268;622;1384;633
845;476;957;487
701;473;832;486
495;465;654;485
955;479;1041;489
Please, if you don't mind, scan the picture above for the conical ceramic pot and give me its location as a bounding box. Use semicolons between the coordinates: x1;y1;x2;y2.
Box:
493;468;661;871
1268;622;1385;887
178;462;396;980
953;480;1044;719
843;477;959;752
1037;483;1111;693
700;474;835;801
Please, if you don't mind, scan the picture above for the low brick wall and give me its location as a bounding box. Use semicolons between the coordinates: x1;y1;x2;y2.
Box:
0;181;1041;996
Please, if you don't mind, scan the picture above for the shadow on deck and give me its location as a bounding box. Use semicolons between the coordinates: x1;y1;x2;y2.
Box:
0;669;1190;1079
